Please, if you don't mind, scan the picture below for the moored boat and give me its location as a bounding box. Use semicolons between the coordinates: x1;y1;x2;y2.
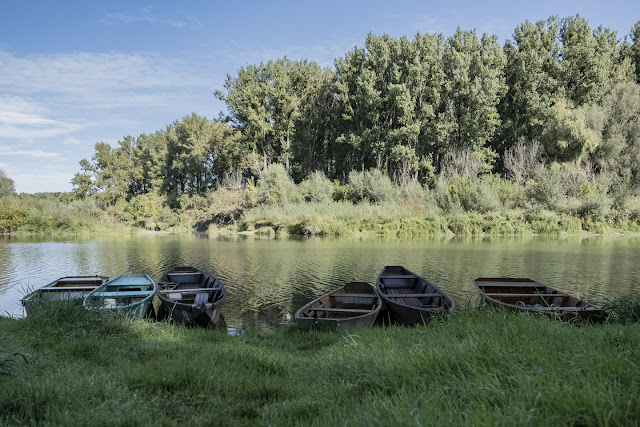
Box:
474;277;603;321
84;274;156;319
21;276;108;316
295;282;382;330
377;266;454;326
156;266;227;326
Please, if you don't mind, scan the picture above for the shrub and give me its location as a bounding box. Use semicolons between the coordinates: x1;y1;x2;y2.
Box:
256;164;301;206
0;200;25;233
302;171;334;204
528;164;567;211
346;169;397;204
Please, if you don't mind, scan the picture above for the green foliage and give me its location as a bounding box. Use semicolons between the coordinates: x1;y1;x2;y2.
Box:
603;293;640;324
2;309;639;425
256;164;301;206
0;199;25;233
346;169;397;203
300;171;334;203
0;169;16;199
528;164;568;210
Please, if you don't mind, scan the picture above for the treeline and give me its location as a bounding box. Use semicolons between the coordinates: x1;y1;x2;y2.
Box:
73;16;640;199
3;15;640;234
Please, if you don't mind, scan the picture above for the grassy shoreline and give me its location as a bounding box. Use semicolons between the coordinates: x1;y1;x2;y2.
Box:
1;305;639;425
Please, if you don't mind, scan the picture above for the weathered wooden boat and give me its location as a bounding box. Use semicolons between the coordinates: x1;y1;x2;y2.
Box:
84;274;157;319
21;276;108;316
376;266;455;326
156;266;227;326
295;282;382;330
475;278;603;321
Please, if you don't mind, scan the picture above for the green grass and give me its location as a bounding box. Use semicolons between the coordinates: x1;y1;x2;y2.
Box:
1;303;639;426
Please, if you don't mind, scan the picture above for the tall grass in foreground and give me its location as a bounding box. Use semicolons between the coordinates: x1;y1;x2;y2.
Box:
1;304;639;425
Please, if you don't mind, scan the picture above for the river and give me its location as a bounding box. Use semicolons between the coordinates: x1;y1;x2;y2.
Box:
1;233;639;329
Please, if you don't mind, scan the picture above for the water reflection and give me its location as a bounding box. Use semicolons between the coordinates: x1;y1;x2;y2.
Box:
1;234;640;329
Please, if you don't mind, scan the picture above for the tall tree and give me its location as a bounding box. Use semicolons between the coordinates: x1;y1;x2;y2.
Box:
498;18;561;149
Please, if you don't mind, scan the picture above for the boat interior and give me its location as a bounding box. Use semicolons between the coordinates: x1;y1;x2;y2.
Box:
301;282;379;319
379;266;447;309
476;279;596;309
158;270;223;305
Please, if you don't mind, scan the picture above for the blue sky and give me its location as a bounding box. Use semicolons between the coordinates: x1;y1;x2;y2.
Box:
1;1;638;193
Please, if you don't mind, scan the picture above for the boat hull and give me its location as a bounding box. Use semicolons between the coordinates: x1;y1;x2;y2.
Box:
21;276;108;316
295;282;382;330
377;266;455;326
474;278;603;322
84;274;157;319
156;267;227;327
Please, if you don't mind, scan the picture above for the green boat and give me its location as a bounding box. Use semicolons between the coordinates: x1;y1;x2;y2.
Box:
84;274;157;319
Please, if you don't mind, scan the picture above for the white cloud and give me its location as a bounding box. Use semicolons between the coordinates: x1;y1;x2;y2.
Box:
103;6;200;29
0;145;61;159
0;97;83;140
0;50;210;109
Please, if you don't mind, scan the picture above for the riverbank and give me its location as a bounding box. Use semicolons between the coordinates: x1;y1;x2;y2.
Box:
1;305;638;425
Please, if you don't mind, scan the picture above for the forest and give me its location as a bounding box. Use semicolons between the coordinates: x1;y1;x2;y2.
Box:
2;15;640;236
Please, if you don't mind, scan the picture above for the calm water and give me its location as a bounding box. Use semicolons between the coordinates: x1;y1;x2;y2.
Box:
1;234;639;329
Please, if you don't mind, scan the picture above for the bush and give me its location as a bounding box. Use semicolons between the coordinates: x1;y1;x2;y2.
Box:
346;169;397;204
301;171;334;203
0;200;25;232
528;164;567;211
256;164;301;206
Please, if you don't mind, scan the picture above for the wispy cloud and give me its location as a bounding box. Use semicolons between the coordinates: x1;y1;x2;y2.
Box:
0;145;61;159
0;97;82;140
103;6;201;29
0;50;210;109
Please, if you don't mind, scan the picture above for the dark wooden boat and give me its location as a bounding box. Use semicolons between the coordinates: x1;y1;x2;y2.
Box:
474;278;603;321
295;282;382;330
21;276;108;316
377;266;454;326
84;274;157;319
156;266;227;326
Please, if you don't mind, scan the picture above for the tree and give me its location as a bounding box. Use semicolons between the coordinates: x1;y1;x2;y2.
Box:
0;169;16;199
498;18;561;149
438;29;507;171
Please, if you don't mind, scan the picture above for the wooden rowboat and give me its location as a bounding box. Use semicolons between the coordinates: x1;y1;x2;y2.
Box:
377;266;454;326
156;267;227;326
84;274;157;319
21;276;108;316
295;282;382;330
474;278;603;321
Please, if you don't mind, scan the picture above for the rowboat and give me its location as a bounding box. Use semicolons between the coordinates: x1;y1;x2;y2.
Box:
376;266;455;326
474;278;603;321
84;274;157;319
295;282;382;330
156;267;227;326
21;276;108;316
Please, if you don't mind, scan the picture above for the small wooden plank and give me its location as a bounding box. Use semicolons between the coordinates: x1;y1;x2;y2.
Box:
331;293;378;298
380;284;416;289
380;275;416;279
385;293;441;298
485;293;567;298
160;288;221;294
167;272;201;277
38;286;99;292
94;291;152;298
529;306;597;312
307;307;371;313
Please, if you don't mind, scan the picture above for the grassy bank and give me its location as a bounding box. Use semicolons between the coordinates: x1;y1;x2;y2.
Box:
1;304;639;425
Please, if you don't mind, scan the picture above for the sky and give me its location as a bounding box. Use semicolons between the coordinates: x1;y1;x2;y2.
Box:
1;1;638;193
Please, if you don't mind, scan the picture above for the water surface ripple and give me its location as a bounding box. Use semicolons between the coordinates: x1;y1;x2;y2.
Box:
1;234;639;328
